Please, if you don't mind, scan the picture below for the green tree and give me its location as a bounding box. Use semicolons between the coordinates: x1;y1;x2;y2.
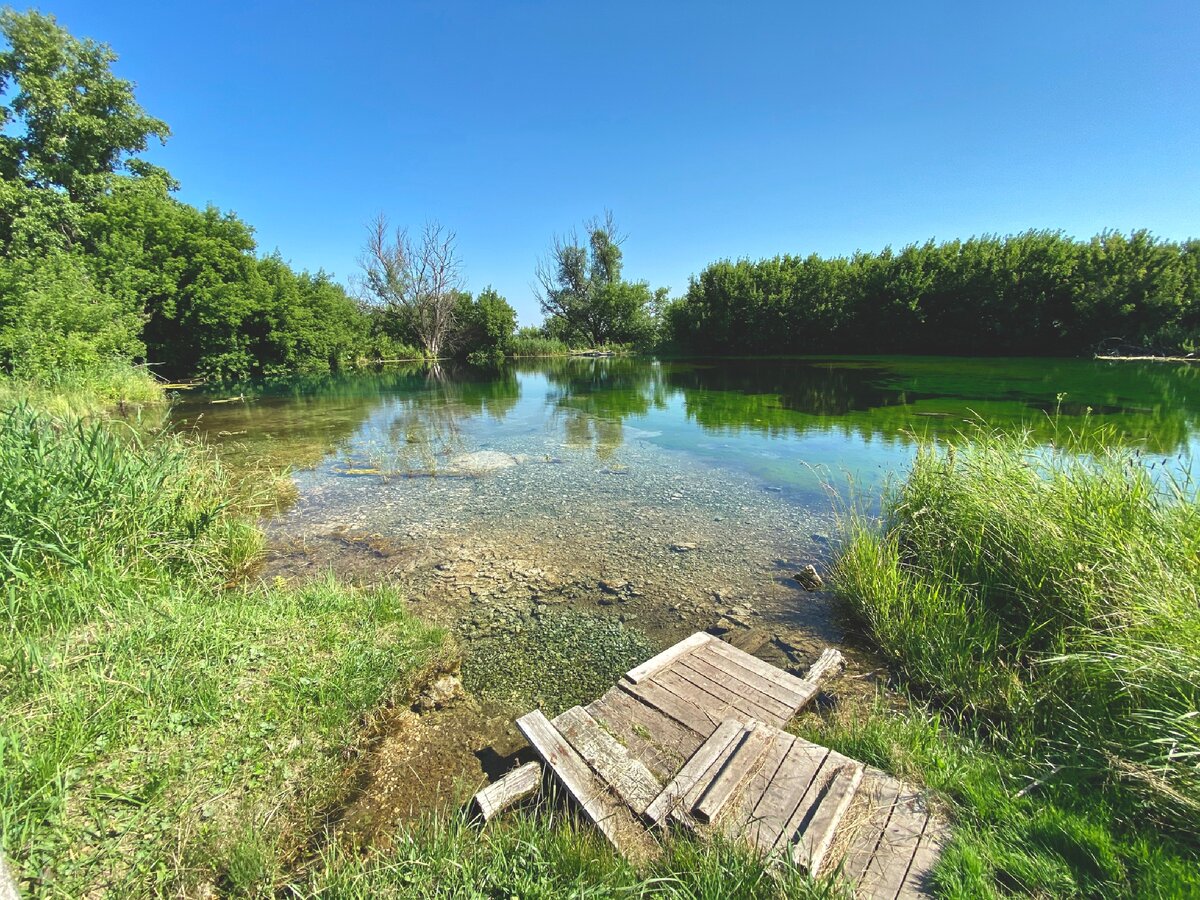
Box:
0;9;169;198
535;212;661;347
454;286;517;364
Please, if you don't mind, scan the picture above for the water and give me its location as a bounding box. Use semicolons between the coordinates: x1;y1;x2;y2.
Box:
167;355;1200;822
170;356;1199;649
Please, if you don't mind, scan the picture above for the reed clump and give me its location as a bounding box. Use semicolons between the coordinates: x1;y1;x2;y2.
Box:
835;423;1200;828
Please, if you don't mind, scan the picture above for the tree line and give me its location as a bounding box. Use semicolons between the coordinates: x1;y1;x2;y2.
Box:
663;231;1200;357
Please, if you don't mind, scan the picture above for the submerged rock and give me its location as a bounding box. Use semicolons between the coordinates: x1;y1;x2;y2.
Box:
795;564;824;591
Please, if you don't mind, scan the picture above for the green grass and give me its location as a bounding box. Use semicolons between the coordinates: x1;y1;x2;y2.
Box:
0;401;449;895
510;334;572;357
0;359;164;417
301;804;850;899
829;422;1200;896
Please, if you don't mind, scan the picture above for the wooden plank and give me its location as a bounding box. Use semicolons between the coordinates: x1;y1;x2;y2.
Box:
555;706;662;815
792;762;864;875
588;686;701;774
857;783;927;899
675;655;795;723
801;648;845;685
769;742;860;859
652;667;763;725
644;719;745;826
897;818;949;898
694;640;815;711
620;676;719;737
625;631;712;684
516;710;654;859
472;761;542;821
694;722;774;824
744;736;827;853
835;769;903;885
720;729;795;845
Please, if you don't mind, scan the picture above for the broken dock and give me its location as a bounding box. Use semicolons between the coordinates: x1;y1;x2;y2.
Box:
477;631;947;898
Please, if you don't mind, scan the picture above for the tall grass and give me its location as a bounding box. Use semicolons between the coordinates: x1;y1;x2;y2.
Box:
835;424;1200;828
510;333;572;356
0;405;259;613
0;359;163;417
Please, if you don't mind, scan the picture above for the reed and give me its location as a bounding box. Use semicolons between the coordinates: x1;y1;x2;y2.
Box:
834;423;1200;826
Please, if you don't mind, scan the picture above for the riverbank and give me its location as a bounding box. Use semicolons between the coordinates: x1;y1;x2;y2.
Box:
2;381;1197;896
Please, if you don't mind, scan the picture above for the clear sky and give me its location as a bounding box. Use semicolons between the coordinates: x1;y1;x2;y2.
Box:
37;1;1200;325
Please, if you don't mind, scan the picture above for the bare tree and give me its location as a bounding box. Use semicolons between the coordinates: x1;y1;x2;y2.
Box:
360;215;464;358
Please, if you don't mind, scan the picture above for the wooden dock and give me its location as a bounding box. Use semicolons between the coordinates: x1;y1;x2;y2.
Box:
484;631;946;898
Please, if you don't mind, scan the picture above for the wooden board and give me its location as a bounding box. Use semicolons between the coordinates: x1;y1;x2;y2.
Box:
674;655;795;723
586;686;700;778
859;789;931;899
619;676;719;737
898;819;949;899
693;640;816;711
625;631;711;684
694;722;774;823
832;769;904;885
644;719;745;826
516;710;657;860
652;667;760;725
792;762;865;875
472;760;541;822
555;706;662;815
718;730;796;846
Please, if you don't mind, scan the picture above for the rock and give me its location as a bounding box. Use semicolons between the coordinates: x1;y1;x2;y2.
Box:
444;450;521;475
412;673;466;712
795;564;824;591
670;542;698;553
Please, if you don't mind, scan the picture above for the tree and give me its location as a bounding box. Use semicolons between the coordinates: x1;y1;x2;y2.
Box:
0;9;169;198
454;286;516;365
360;215;464;358
535;211;658;347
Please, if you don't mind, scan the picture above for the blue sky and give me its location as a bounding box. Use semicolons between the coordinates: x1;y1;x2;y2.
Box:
39;1;1200;325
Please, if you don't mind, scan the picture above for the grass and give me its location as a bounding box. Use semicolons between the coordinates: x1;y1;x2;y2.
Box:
510;333;573;357
301;803;851;899
0;402;448;895
828;421;1200;896
0;359;164;417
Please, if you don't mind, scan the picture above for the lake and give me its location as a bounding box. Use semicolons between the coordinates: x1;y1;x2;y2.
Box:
168;356;1200;710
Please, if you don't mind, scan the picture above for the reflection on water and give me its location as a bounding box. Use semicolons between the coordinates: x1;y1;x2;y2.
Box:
168;355;1198;645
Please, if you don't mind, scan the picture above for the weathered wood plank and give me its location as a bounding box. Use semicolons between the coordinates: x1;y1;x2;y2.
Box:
834;769;903;886
644;719;745;826
651;667;758;725
625;631;712;684
719;730;795;844
472;760;542;822
762;740;836;856
516;710;655;859
769;740;860;863
694;722;774;824
897;818;949;898
694;640;815;710
588;685;702;769
555;705;662;815
792;762;864;876
620;676;718;737
675;655;795;723
857;784;928;899
801;648;845;686
743;736;827;853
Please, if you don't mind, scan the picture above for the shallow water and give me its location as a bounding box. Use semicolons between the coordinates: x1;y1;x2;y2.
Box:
168;355;1200;824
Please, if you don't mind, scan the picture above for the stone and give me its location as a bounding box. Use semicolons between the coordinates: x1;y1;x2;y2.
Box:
669;542;697;553
412;673;466;712
795;564;824;591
